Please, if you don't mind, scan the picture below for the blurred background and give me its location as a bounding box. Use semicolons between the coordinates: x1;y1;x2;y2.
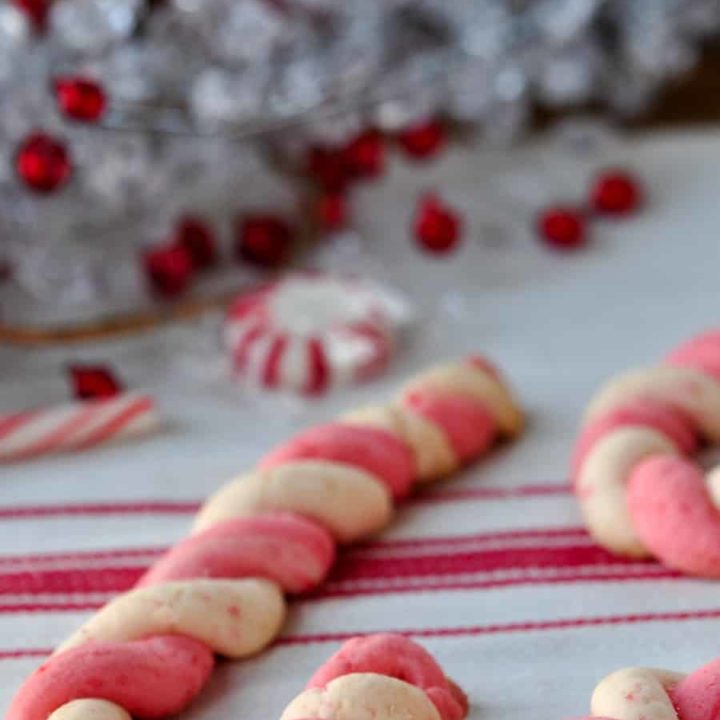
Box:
1;0;719;337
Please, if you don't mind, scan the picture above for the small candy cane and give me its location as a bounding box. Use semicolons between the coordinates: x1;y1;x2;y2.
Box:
0;392;159;463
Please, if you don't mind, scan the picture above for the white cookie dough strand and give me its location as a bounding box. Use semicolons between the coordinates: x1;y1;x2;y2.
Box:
192;461;394;543
56;578;286;659
48;700;132;720
400;364;523;438
591;667;684;720
577;426;677;557
280;673;443;720
584;366;720;442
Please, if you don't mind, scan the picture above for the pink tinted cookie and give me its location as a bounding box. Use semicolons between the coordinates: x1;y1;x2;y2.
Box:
572;329;720;576
307;633;466;720
6;636;213;720
260;423;415;499
9;355;520;720
138;513;335;594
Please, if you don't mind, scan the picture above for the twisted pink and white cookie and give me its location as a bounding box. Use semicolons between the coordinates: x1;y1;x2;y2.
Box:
572;330;720;576
8;355;521;720
281;634;468;720
584;658;720;720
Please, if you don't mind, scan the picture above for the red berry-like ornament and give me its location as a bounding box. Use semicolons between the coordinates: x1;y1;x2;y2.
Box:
237;215;294;268
16;132;71;193
144;244;193;298
176;216;217;270
55;77;107;123
591;169;643;215
343;130;385;180
316;191;347;232
12;0;50;31
68;365;123;401
537;206;586;250
397;120;446;160
413;193;462;255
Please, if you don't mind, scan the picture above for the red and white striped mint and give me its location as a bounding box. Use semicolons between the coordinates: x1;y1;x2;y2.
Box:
225;274;409;395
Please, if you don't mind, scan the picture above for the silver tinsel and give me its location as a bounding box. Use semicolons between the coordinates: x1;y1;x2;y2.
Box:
0;0;718;326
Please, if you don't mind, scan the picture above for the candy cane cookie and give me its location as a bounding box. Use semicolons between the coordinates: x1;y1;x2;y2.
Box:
583;658;720;720
572;330;720;576
281;633;469;720
8;355;522;720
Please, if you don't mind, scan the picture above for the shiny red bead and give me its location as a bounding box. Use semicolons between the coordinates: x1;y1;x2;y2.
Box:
397;120;446;160
237;215;294;268
176;216;217;270
12;0;50;30
55;76;107;123
343;130;385;180
144;244;194;298
537;206;586;250
591;170;643;215
316;192;347;232
68;365;123;401
413;193;462;255
15;132;71;193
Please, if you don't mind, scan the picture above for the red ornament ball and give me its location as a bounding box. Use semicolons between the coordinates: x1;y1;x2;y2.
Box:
316;191;347;232
591;169;643;215
144;244;193;298
68;365;123;401
537;206;587;250
397;120;446;160
12;0;50;30
413;193;463;255
55;76;107;123
15;132;72;193
343;130;385;180
176;216;217;270
237;215;294;268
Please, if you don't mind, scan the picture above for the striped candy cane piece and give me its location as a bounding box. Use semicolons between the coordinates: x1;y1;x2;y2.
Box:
0;393;159;463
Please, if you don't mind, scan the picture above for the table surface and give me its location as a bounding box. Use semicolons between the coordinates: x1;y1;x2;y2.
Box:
3;128;720;718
